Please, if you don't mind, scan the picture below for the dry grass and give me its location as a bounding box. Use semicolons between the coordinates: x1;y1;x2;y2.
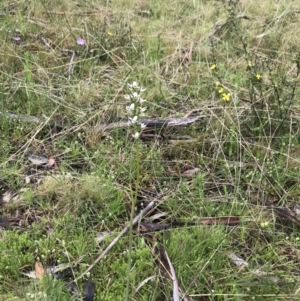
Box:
1;0;300;300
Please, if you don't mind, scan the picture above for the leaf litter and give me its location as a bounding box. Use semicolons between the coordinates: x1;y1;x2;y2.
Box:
34;261;45;280
23;260;94;299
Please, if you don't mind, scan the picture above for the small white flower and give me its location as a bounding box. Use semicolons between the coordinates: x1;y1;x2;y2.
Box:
132;92;140;99
129;116;138;124
140;107;146;113
128;81;139;89
132;132;140;139
126;103;135;112
124;94;131;100
139;97;146;103
140;123;147;129
140;87;146;92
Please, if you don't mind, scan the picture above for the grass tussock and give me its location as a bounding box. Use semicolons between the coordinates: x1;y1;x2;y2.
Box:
1;0;300;300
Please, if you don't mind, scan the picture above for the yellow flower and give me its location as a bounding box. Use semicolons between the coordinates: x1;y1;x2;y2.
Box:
107;31;113;36
260;221;269;228
210;64;217;70
218;87;224;94
248;60;252;67
215;81;220;87
256;73;262;80
296;237;300;241
222;93;231;101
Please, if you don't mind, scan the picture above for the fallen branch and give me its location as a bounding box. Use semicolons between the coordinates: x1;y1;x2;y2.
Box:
140;216;240;232
4;112;205;132
95;115;206;131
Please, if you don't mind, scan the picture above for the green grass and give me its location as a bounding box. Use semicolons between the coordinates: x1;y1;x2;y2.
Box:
1;0;300;300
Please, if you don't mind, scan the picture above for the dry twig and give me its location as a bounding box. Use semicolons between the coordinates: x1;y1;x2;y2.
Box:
75;190;167;281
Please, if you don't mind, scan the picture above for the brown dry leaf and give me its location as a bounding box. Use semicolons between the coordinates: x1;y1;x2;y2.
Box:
35;261;45;280
153;243;191;301
265;199;300;228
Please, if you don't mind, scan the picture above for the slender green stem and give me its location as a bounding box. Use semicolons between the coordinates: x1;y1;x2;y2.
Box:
125;138;140;301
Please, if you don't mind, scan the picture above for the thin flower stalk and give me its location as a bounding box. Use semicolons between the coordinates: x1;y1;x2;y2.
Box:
124;81;147;301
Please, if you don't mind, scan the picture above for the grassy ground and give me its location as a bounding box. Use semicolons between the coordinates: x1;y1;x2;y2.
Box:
1;0;300;300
